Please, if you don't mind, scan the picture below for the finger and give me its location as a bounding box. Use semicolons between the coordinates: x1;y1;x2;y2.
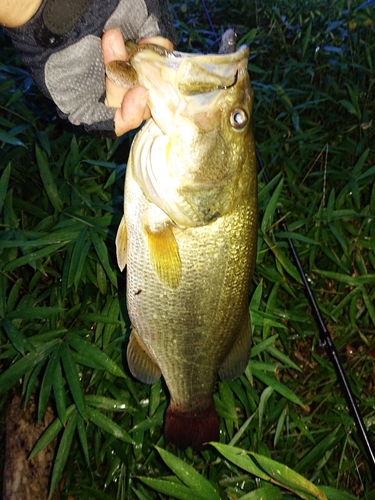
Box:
102;27;128;64
104;32;173;136
114;86;151;136
102;28;129;108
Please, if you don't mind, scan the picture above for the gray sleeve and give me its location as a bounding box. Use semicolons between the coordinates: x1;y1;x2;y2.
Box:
106;0;175;42
46;35;114;128
5;0;175;136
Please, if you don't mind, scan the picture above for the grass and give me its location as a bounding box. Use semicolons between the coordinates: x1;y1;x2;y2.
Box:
0;0;375;498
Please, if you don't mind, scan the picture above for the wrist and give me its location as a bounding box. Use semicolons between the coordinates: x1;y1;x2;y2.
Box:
0;0;43;27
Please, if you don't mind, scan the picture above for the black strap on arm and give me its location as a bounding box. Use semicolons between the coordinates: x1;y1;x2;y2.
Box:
34;0;93;47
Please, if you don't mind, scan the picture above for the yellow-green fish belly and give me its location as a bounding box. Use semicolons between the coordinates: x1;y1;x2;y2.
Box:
124;153;257;414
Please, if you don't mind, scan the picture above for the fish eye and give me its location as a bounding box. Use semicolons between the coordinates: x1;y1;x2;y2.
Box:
230;108;248;130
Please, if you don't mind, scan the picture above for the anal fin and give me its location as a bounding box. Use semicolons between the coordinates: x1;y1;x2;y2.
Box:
218;313;251;381
115;215;128;272
145;223;181;289
127;329;161;384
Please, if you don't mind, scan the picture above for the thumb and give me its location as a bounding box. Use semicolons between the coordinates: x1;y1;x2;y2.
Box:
114;86;150;136
102;28;128;65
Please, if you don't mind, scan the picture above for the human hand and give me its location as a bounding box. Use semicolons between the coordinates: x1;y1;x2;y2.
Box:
102;28;173;136
4;0;175;137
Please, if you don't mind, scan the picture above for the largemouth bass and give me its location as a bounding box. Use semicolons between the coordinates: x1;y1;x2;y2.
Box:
106;39;257;450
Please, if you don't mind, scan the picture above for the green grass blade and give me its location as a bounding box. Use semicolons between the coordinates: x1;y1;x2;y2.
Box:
86;406;134;444
38;343;61;421
315;269;375;286
319;486;357;500
0;163;11;214
218;381;237;434
240;485;283;500
23;360;45;406
274;404;288;447
261;177;284;234
67;332;126;378
263;234;302;283
250;452;327;500
249;452;328;500
79;312;122;325
89;228;117;286
250;280;263;313
6;277;22;313
67;227;90;288
49;409;78;497
251;335;278;357
294;427;344;474
0;129;25;146
362;287;375;326
77;413;90;467
2;317;35;354
85;395;135;413
102;297;121;346
60;342;86;418
266;346;301;371
156;446;221;499
138;477;198;500
129;404;165;433
36;130;51;155
229;413;258;447
6;306;65;320
210;443;270;480
352;148;369;178
258;386;274;431
339;99;360;118
302;21;312;60
252;368;304;406
36;146;63;212
0;339;59;395
53;359;67;424
2;243;66;272
29;405;76;459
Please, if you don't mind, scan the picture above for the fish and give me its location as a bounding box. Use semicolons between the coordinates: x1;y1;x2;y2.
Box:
106;37;257;450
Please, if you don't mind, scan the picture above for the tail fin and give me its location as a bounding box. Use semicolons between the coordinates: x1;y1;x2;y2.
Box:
164;402;219;450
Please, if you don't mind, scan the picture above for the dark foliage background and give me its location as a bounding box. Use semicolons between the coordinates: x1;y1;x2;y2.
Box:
1;0;375;498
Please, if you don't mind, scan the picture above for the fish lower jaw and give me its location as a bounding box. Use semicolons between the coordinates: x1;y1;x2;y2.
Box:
164;400;219;450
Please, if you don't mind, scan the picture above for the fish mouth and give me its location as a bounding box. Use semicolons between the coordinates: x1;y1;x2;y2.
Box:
126;44;250;135
132;43;249;94
127;40;249;66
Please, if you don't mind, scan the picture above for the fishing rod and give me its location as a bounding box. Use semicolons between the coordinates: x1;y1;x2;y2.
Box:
256;148;375;480
198;0;375;479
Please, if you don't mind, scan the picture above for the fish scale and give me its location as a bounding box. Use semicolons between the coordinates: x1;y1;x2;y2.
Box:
106;36;257;449
126;161;256;407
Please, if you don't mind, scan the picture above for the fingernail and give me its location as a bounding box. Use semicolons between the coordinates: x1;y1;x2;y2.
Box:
109;28;126;58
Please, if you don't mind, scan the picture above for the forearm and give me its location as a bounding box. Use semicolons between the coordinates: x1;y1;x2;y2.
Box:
0;0;42;27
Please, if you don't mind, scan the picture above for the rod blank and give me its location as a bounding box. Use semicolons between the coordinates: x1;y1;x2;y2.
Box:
256;147;375;480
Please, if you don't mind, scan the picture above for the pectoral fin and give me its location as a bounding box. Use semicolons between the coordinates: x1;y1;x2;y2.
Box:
218;313;251;381
145;224;181;289
115;216;127;271
127;329;161;384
